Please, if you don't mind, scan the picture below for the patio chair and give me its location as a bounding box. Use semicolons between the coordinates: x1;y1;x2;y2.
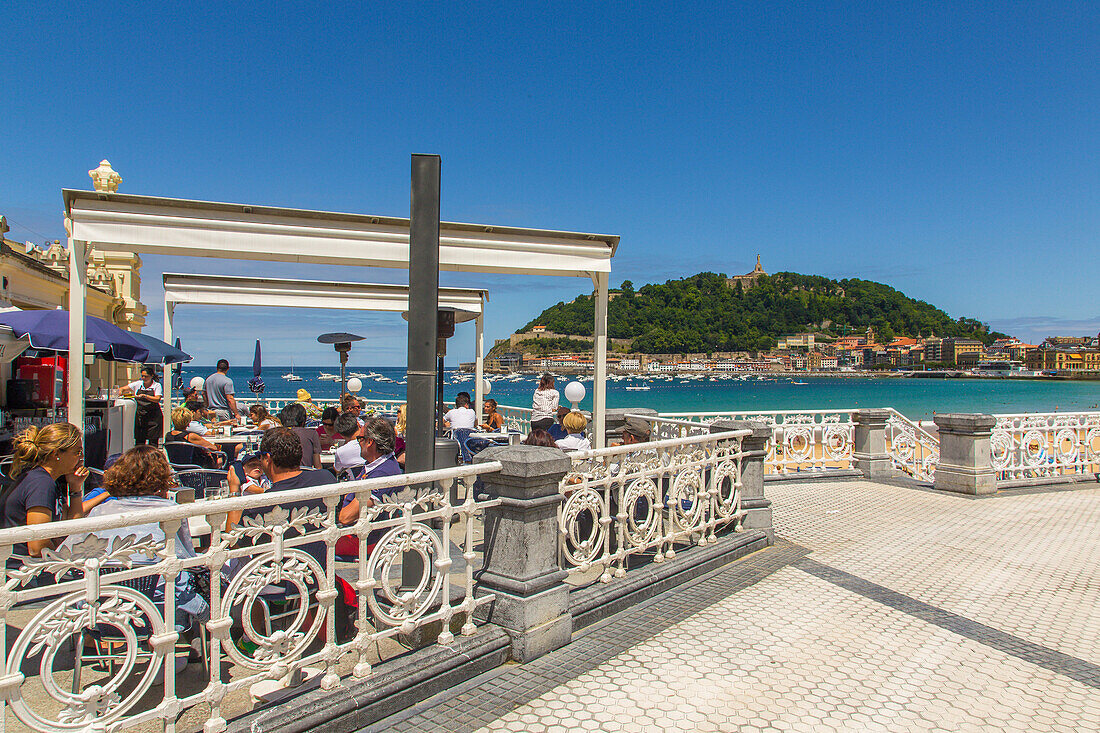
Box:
174;468;229;499
72;566;208;690
165;441;227;470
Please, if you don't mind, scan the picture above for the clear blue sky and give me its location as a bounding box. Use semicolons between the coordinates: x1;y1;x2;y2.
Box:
3;2;1098;364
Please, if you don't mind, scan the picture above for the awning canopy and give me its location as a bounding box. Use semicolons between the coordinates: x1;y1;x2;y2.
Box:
66;191;618;278
162;273;486;321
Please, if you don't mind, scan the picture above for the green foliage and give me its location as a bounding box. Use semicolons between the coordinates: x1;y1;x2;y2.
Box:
501;336;595;356
519;272;1007;353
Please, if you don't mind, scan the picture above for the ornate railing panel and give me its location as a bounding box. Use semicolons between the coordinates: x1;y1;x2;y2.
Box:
991;412;1100;480
496;404;533;433
884;408;939;482
558;429;749;584
0;462;501;733
657;410;855;474
259;397;404;415
627;414;712;441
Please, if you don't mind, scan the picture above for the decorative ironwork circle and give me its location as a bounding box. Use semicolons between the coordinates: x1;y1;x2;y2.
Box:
7;587;166;731
1021;429;1047;467
620;477;660;548
560;486;605;566
221;549;327;669
365;522;446;628
823;424;851;461
990;431;1013;470
1054;428;1079;464
785;427;813;462
1086;428;1100;462
712;460;741;519
669;469;703;527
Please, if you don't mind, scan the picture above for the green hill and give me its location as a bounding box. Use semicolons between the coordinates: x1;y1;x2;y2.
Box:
517;272;1006;354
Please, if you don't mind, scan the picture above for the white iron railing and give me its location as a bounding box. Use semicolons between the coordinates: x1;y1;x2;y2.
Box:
0;462;501;733
658;410;856;474
253;397;404;415
496;404;533;433
628;414;712;440
557;429;749;584
990;412;1100;480
884;408;939;482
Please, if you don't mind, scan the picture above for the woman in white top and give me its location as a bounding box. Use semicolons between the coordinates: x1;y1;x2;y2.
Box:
125;365;163;446
555;411;591;451
531;373;559;432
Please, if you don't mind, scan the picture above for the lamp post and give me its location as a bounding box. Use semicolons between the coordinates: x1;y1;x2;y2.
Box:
317;332;364;397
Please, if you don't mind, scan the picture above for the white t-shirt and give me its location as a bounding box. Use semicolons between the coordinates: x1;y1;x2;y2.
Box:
532;388;560;422
556;433;591;451
333;440;366;474
126;380;163;397
186;420;208;435
444;406;477;430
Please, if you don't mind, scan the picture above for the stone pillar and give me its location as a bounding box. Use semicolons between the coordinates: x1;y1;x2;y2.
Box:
604;407;657;445
933;413;997;495
852;408;892;478
474;445;572;662
712;420;773;540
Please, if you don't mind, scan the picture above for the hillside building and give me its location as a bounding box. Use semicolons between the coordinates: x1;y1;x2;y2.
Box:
725;255;767;291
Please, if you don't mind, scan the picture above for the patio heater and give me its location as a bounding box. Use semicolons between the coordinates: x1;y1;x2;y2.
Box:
317;332;364;397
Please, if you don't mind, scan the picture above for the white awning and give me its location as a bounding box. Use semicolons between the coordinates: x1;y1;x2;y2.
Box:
162;273;486;321
67;191;618;278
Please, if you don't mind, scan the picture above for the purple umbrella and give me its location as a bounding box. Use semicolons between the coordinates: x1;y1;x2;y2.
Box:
0;310;150;362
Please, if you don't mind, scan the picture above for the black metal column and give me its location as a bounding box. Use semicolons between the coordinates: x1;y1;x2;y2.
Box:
406;154;441;475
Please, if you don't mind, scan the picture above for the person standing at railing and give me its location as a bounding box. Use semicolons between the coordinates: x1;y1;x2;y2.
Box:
205;359;239;421
1;423;88;557
531;373;559;432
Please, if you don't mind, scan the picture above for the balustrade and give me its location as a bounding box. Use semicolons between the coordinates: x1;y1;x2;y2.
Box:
0;462;500;733
557;429;749;584
990;412;1100;480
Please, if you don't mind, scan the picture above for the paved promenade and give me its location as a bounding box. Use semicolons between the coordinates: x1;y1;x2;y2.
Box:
372;478;1100;732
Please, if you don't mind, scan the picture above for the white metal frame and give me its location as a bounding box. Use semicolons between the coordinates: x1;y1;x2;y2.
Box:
64;190;618;445
160;273;488;428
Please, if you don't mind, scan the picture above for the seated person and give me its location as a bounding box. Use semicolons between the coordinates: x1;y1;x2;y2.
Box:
296;388;324;420
332;412;366;476
524;429;558;447
277;403;322;469
341;394;365;426
316;407;341;451
248;404;279;430
61;446;209;637
555;411;592;451
165;407;225;467
226;428;336;560
443;392;477;432
394;405;407;468
334;418;403;557
620;416;652;446
480;399;505;432
548;406;571;442
226;451;272;496
1;423;87;557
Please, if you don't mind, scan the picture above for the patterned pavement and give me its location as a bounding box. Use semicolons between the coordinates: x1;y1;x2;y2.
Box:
368;479;1100;732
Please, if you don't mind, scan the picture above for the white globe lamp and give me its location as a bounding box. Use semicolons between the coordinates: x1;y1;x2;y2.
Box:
190;376;205;390
482;378;492;395
83;377;92;393
564;380;586;409
347;377;363;394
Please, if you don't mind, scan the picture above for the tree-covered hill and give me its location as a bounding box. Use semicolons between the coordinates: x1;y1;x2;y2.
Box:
518;272;1007;353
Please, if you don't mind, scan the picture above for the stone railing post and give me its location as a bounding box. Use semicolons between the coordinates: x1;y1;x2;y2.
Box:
474;445;572;662
852;408;891;478
712;420;774;541
933;413;997;495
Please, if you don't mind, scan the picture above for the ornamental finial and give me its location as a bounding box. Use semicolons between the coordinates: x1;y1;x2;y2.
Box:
88;160;121;193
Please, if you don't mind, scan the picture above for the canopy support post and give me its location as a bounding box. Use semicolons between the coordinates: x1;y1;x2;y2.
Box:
66;234;86;435
474;312;485;423
593;271;609;448
162;302;174;436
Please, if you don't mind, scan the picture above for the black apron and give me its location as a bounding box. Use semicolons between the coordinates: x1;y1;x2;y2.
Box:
134;385;163;444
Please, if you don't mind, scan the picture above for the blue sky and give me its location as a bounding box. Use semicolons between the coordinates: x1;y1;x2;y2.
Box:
3;2;1098;364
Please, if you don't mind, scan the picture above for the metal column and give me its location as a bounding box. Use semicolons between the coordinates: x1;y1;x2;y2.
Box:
592;271;609;447
405;154;441;473
474;312;485;421
66;235;86;434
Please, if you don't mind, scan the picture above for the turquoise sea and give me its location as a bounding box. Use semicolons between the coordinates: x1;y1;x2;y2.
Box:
178;366;1100;421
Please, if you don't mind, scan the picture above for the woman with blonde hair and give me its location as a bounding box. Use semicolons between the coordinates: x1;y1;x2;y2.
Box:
555;411;591;451
1;423;88;556
393;404;407;468
165;407;225;468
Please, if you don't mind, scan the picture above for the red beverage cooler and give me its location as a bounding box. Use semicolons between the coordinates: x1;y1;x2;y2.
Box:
14;356;67;408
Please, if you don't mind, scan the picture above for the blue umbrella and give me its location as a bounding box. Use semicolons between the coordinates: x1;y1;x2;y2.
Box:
0;310;149;362
248;339;265;394
128;331;192;365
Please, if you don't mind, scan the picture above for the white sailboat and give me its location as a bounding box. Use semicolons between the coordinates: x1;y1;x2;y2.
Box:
282;359;302;381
